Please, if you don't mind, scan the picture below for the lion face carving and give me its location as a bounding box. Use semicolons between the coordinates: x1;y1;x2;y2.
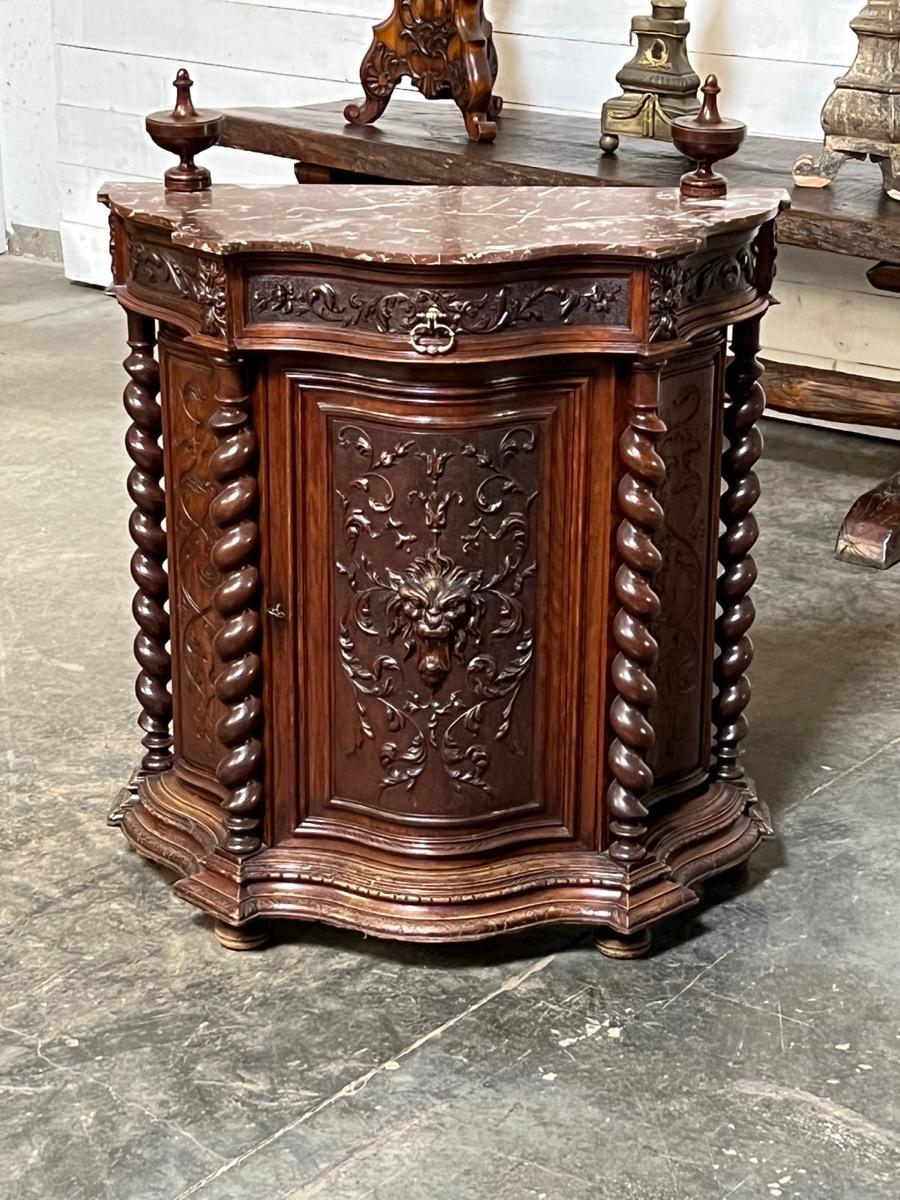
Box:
384;549;483;690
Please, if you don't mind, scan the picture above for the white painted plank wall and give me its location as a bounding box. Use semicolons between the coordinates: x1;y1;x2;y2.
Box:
1;0;60;235
49;0;900;413
52;0;861;281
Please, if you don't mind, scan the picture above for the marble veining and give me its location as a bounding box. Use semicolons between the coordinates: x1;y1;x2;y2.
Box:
100;183;788;265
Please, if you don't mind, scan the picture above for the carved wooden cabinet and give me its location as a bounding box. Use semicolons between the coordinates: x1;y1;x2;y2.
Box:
102;182;785;957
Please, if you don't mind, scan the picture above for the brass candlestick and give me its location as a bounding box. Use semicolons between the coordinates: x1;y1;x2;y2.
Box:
793;1;900;200
600;0;701;154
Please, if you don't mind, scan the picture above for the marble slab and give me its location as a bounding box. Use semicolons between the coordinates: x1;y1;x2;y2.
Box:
100;183;788;264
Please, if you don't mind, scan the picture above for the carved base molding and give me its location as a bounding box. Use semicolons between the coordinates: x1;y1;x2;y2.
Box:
118;770;771;944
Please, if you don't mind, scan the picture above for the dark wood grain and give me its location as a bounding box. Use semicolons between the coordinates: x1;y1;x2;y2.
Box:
107;184;779;951
219;99;900;260
763;358;900;427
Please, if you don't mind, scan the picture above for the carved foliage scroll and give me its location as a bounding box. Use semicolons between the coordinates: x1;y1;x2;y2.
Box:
648;366;716;785
249;275;631;337
129;241;227;338
164;354;223;773
649;239;760;342
332;420;540;818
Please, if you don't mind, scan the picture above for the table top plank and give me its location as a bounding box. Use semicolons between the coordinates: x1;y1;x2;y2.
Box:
219;100;900;262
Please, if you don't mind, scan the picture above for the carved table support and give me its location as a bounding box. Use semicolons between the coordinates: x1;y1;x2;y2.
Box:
834;258;900;570
210;355;265;856
714;317;764;783
344;0;502;143
836;471;900;568
110;312;173;825
607;362;667;868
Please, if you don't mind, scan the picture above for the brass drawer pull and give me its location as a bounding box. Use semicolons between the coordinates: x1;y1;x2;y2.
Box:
409;307;456;356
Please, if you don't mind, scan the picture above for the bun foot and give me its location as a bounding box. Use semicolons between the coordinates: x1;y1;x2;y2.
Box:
600;133;620;154
214;920;272;952
594;928;653;959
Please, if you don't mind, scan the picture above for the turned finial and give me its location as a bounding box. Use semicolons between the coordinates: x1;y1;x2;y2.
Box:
671;74;746;200
145;68;223;192
172;68;197;119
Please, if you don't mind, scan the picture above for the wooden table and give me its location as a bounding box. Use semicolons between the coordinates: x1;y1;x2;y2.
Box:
102;179;782;957
219;100;900;568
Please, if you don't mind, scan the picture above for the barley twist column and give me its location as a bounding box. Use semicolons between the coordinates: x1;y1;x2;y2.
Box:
210;355;264;856
607;364;666;867
123;311;173;778
714;317;764;782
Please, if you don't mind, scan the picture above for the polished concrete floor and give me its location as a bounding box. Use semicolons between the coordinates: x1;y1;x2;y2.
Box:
2;255;900;1200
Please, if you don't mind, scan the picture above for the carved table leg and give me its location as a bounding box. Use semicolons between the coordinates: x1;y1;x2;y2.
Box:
714;318;764;782
594;928;653;959
110;312;173;824
836;259;900;570
214;920;272;951
210;355;265;856
835;470;900;569
607;362;666;867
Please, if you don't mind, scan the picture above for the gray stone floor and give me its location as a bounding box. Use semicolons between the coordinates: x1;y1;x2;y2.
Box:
1;255;900;1200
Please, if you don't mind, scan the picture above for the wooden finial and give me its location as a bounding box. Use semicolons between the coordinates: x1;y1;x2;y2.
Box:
145;68;223;192
671;74;746;200
172;68;198;119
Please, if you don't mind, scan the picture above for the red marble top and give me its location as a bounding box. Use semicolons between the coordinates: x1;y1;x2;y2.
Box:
100;183;787;264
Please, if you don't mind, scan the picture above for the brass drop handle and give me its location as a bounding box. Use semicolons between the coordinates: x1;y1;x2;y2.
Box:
409;306;456;356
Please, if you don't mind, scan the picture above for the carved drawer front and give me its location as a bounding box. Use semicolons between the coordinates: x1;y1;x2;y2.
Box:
245;269;634;353
270;371;615;856
160;339;224;778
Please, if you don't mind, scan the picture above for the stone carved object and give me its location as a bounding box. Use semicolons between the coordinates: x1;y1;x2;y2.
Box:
146;69;223;192
672;76;747;200
100;179;786;958
344;0;502;143
600;0;701;154
793;1;900;200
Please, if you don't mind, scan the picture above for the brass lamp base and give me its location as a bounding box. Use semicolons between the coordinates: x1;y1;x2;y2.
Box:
600;1;700;153
793;1;900;201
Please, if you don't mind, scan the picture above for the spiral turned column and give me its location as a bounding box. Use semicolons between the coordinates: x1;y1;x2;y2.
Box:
210;355;264;856
124;311;173;779
607;364;667;867
714;318;764;782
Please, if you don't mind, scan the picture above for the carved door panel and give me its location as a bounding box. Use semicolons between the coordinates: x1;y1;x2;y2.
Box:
265;366;615;858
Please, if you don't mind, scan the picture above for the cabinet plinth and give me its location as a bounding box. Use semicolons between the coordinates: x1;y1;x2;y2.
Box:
100;181;786;950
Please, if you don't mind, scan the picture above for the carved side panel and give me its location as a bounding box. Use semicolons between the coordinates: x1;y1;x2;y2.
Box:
160;340;224;777
332;419;540;819
648;346;722;788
